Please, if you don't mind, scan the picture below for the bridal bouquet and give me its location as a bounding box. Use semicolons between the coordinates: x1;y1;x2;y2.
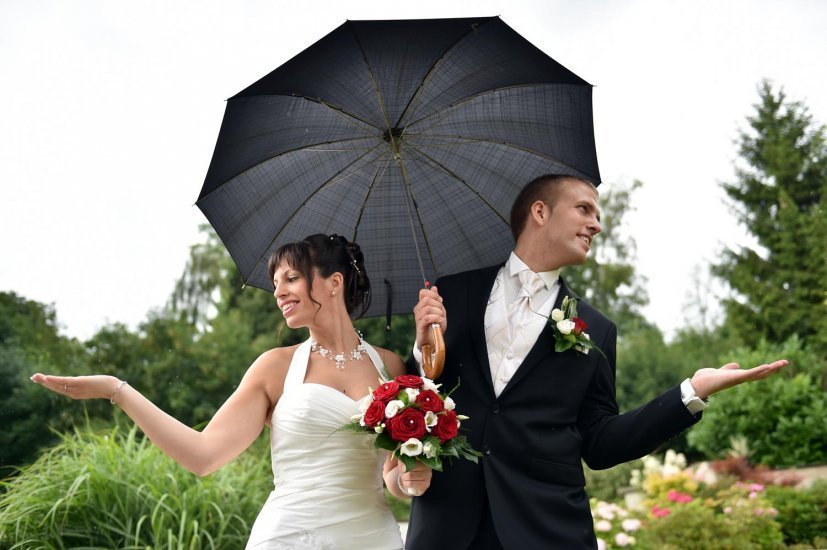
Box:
342;375;481;471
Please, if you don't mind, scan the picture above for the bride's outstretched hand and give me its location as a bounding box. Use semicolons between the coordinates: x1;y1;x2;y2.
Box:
31;373;123;401
689;359;788;399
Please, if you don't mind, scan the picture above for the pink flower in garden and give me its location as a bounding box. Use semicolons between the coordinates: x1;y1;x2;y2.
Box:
767;507;778;517
667;489;693;503
723;506;733;514
748;483;765;492
755;508;765;516
651;505;671;518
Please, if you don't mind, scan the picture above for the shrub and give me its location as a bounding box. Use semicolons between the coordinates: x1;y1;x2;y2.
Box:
584;459;642;502
765;480;827;547
687;339;827;466
0;425;270;548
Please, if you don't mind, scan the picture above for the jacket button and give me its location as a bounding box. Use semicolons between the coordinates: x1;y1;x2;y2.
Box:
483;445;491;455
492;404;500;414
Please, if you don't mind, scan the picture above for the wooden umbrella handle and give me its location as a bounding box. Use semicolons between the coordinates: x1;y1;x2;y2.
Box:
421;323;445;380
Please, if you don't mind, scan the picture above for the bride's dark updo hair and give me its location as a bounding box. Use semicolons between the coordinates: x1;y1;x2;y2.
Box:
268;234;371;319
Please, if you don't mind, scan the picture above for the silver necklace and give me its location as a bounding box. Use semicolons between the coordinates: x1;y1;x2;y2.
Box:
309;337;367;370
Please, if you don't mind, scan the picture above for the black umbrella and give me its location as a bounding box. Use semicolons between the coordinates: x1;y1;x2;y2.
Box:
197;16;600;322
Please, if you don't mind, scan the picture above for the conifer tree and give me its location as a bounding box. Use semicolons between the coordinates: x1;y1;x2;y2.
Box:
713;81;827;354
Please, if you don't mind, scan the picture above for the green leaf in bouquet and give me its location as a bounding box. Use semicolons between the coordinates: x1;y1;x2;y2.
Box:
398;454;417;472
418;454;442;472
373;432;397;452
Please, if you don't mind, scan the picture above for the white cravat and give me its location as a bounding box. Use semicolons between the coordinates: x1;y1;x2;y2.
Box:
485;253;560;396
508;269;546;339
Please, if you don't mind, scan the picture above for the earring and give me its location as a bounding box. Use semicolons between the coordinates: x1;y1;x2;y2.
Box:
331;291;336;297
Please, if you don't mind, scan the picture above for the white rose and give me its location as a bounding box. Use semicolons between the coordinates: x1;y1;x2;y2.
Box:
443;396;456;411
405;388;420;401
551;308;565;322
384;400;405;418
621;518;641;532
421;378;440;392
423;441;438;459
424;411;438;430
556;319;575;335
596;520;612;532
400;438;423;457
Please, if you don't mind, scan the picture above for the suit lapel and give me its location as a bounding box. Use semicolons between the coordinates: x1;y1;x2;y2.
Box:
468;265;501;396
498;277;578;398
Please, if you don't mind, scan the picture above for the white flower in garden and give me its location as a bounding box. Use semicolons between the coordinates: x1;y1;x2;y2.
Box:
443;396;456;411
400;438;423;457
424;411;438;430
621;518;641;532
595;503;615;521
595;520;612;532
385;400;405;418
551;308;564;322
615;533;633;547
556;319;575;335
405;388;420;400
423;441;438;458
596;538;607;550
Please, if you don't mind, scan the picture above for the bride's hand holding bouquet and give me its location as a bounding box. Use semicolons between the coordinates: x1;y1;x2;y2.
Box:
343;374;481;475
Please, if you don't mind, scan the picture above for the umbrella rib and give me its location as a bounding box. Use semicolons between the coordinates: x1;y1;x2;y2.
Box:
403;82;592;133
197;136;382;204
349;28;394;134
351;154;394;243
410;135;596;181
407;144;510;226
394;18;498;130
244;143;385;285
395;153;439;285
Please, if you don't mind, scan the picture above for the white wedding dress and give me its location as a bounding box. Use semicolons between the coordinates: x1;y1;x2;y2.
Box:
246;339;403;549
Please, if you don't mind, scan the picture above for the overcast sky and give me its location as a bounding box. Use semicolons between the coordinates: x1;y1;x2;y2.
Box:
1;0;825;342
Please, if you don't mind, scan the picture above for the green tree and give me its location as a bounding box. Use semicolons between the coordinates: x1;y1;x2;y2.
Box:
713;81;827;355
565;180;651;335
0;292;85;471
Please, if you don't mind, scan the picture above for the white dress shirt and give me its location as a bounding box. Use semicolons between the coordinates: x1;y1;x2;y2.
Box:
485;253;561;396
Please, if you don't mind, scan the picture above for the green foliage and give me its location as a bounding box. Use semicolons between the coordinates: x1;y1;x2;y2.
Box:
0;292;87;471
687;339;827;466
0;424;271;548
566;180;650;334
638;498;784;550
765;480;827;547
584;459;642;502
713;81;827;355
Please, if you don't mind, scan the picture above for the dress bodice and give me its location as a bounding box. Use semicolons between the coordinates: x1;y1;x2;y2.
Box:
246;339;402;549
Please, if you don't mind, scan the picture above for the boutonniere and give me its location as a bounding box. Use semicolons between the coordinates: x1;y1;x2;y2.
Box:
549;296;599;355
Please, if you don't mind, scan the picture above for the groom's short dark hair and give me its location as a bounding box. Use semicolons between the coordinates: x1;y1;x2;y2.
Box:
509;174;590;240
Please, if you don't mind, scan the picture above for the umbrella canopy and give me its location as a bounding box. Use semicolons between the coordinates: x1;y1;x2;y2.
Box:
197;16;600;318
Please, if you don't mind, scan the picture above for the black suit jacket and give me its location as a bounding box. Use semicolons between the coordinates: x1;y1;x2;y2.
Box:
406;266;701;549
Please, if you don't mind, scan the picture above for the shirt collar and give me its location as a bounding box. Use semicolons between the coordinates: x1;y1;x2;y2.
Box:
506;252;561;290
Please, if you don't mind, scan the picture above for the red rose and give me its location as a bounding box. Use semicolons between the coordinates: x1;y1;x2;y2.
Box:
572;317;588;336
373;381;400;402
415;390;444;413
433;410;459;443
386;407;426;442
394;375;425;389
362;399;386;428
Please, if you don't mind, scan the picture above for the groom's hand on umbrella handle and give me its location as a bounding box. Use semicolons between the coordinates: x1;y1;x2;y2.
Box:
414;286;446;349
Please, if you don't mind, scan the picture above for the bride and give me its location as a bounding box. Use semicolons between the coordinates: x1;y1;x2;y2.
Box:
31;233;432;549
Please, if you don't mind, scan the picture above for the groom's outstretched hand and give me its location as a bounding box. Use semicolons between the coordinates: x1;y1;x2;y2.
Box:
690;359;788;400
414;286;447;351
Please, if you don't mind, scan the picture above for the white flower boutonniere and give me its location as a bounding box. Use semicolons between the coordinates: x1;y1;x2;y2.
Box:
549;296;601;356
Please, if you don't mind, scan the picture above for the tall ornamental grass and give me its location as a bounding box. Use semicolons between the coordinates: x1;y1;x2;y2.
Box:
0;425;271;549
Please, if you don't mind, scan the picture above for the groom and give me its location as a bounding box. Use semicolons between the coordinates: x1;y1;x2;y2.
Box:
404;174;787;549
